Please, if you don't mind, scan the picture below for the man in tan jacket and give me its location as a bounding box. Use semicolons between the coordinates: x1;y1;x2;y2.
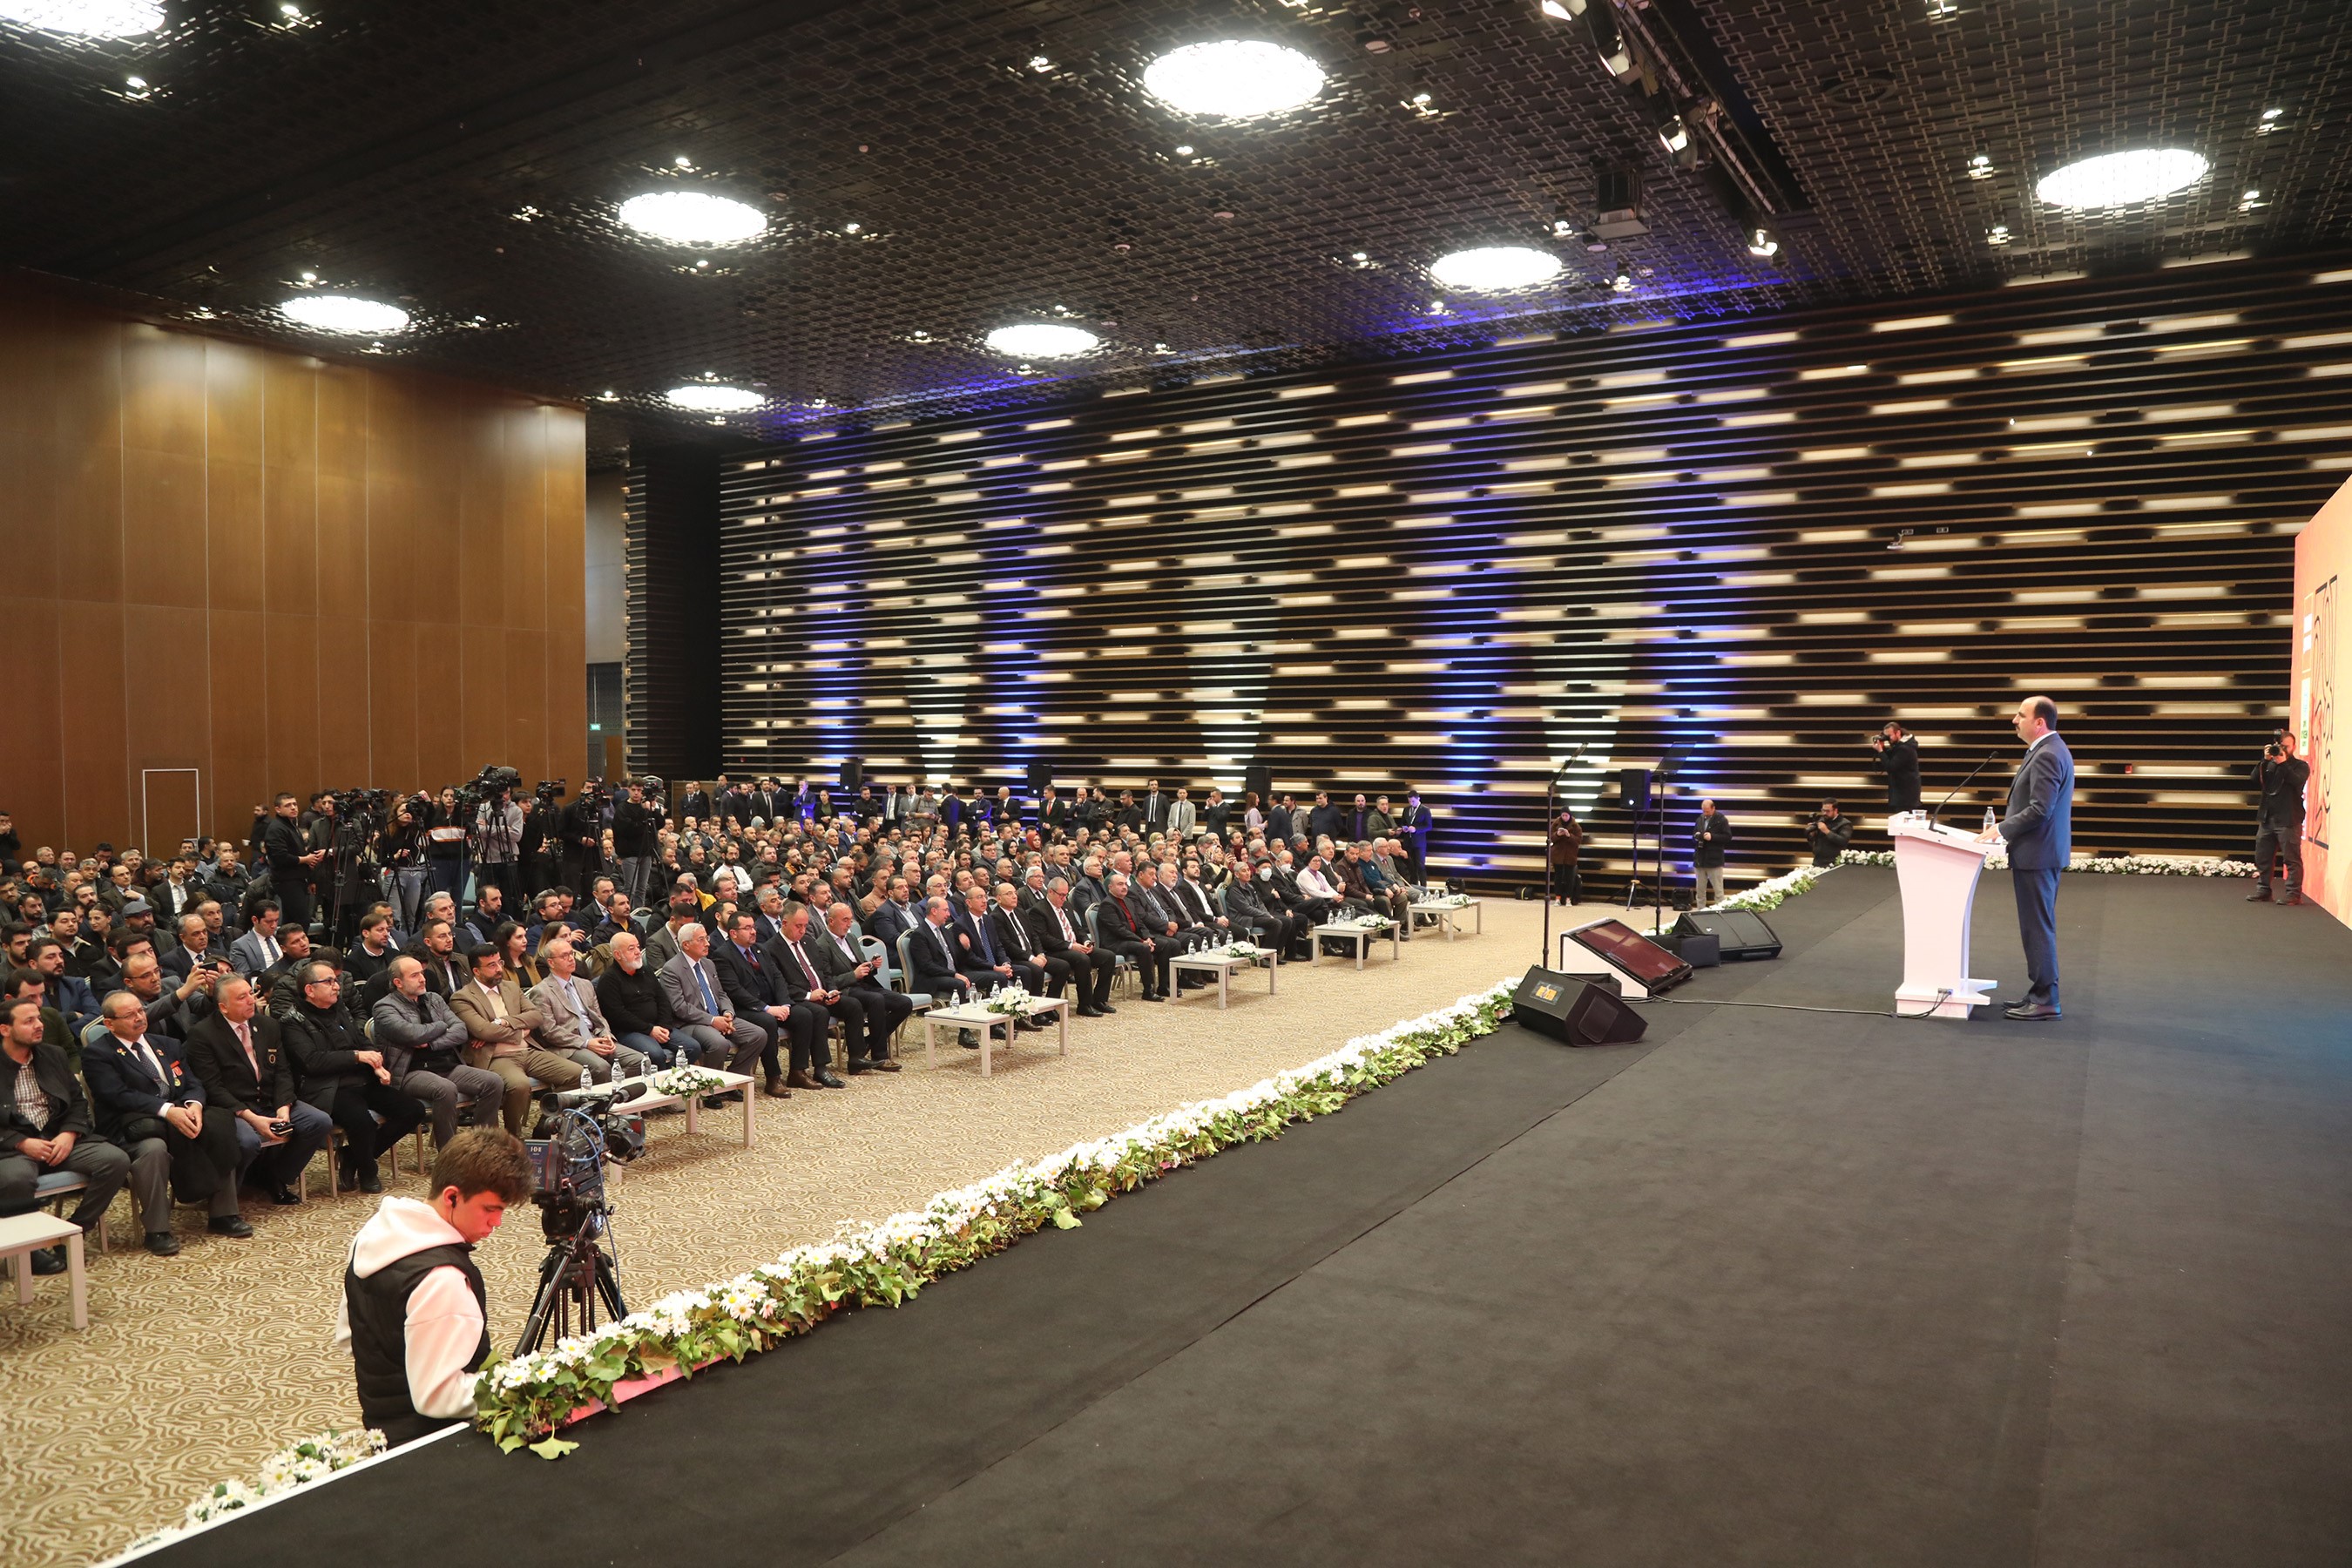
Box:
448;944;581;1133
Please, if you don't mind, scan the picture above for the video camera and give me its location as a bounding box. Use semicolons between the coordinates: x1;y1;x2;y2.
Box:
533;777;569;808
525;1082;645;1240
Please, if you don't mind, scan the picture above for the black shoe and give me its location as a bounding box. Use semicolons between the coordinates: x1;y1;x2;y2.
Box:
145;1231;181;1257
207;1215;254;1238
846;1059;876;1074
700;1092;742;1108
359;1166;383;1195
2004;1002;2062;1021
2247;889;2273;902
1140;990;1167;1002
30;1246;66;1275
2279;895;2304;906
1076;1007;1105;1018
960;1032;981;1049
864;1058;904;1073
815;1071;847;1088
267;1183;301;1206
335;1162;360;1194
1098;1003;1117;1015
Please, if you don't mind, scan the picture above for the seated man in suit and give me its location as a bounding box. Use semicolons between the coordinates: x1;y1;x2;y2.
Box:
447;945;583;1134
808;901;911;1071
1031;878;1116;1017
952;889;1043;1030
1346;842;1414;932
905;896;985;1046
1129;863;1213;981
371;956;505;1150
1224;861;1307;959
229;900;290;978
530;935;649;1085
282;961;426;1196
990;882;1071;1004
714;910;832;1090
181;973;332;1205
1;995;136;1274
656;925;771;1098
1092;873;1173;1002
867;878;919;953
760;903;868;1081
84;988;246;1252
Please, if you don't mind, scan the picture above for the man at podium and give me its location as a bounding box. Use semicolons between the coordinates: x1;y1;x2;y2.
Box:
1976;696;2074;1021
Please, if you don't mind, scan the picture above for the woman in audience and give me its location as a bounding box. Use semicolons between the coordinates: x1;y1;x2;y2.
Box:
495;922;544;990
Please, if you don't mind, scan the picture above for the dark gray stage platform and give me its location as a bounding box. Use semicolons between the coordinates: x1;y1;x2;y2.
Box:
152;868;2352;1567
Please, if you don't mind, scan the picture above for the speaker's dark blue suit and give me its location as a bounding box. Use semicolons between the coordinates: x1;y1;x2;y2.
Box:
1999;733;2074;1007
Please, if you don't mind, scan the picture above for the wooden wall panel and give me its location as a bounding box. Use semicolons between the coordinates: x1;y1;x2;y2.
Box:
0;279;586;852
715;254;2352;890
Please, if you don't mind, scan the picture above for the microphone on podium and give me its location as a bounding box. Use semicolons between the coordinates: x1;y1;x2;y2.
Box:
1927;753;2001;826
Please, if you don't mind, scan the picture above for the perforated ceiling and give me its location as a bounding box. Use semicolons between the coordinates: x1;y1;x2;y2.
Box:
3;0;2346;458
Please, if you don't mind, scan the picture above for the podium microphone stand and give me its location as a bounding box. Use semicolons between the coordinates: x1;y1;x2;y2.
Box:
1650;746;1693;937
1538;745;1586;970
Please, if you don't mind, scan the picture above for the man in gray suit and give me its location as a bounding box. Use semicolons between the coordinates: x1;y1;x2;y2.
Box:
656;924;769;1092
530;937;648;1083
1978;694;2074;1021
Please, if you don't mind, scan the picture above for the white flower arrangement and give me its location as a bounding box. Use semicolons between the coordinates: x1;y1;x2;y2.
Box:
1336;913;1396;930
1416;892;1473;909
982;983;1034;1016
645;1064;727;1097
134;1429;387;1552
464;977;1523;1452
1836;849;2254;877
1197;940;1264;959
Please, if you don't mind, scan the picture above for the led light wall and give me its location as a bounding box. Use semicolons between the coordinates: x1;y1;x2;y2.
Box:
710;256;2352;890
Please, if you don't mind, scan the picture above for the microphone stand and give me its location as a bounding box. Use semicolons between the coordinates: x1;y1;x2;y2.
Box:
1927;752;2002;828
1539;745;1586;970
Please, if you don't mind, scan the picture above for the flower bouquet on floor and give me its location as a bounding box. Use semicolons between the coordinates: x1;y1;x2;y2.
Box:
647;1064;727;1098
983;983;1034;1017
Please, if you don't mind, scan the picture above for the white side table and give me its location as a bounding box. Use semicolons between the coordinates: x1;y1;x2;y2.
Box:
611;1071;757;1149
1411;900;1484;939
1168;950;1278;1009
1311;923;1402;970
920;997;1070;1077
1;1212;86;1330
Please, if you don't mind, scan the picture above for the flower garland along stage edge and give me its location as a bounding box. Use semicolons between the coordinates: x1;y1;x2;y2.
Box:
1834;848;2255;877
121;1429;389;1558
471;978;1522;1453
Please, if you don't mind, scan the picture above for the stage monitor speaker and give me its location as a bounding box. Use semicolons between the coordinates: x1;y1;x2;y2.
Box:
839;758;863;794
1673;909;1781;961
1673;931;1721;968
1619;767;1652;813
1244;763;1274;802
1025;761;1052;796
1511;966;1648;1046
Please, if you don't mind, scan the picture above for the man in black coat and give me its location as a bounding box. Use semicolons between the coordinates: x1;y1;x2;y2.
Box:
0;996;133;1271
1803;801;1855;868
260;793;325;932
1871;721;1923;814
1225;865;1307;959
782;902;906;1073
2248;730;2311;905
83;989;245;1250
679;781;713;822
1092;874;1172;1001
906;896;980;1003
988;884;1071;1004
1307;791;1345;847
1031;880;1115;1017
183;973;332;1203
715;909;834;1088
282;961;424;1193
1692;799;1734;907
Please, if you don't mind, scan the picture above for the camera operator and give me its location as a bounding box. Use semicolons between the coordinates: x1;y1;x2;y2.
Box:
522;787;562;901
1869;721;1922;815
559;783;605;898
471;779;525;909
613;781;659;906
380;797;431;936
335;1126;531;1447
260;793;327;933
1803;799;1854;868
2247;731;2310;906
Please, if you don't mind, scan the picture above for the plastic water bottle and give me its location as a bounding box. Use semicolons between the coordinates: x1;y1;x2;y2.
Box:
1983;807;1997;834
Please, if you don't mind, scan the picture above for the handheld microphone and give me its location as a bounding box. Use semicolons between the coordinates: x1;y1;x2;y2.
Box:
1928;753;2001;825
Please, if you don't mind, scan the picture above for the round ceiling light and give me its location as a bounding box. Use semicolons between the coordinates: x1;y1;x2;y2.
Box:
1429;246;1563;291
618;191;768;246
2035;148;2209;209
1142;40;1324;118
666;383;763;413
0;1;165;37
985;323;1099;358
280;295;411;335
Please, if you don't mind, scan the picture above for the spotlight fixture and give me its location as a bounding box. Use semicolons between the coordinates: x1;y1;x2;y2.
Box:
1028;52;1052;71
1587;6;1638;81
2240;187;2265;212
1430;245;1563;291
843;221;862;234
1986;223;2012;246
1968;153;1993;179
0;0;163;37
1611;267;1634;293
1657;113;1699;169
598;390;618;402
666;383;763;413
618;191;768;246
1539;0;1578;17
123;73;151;98
2257;107;2285;135
985;323;1099;358
2035;148;2208;209
280;295;410;335
1746;224;1781;259
1142;40;1324;118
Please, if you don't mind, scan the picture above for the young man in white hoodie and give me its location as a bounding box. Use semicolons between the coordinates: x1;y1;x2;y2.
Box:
334;1127;531;1445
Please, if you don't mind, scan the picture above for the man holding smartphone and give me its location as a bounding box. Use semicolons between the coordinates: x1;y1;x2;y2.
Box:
183;973;331;1205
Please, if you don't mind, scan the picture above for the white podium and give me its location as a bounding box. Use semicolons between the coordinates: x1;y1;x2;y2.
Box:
1889;812;1999;1019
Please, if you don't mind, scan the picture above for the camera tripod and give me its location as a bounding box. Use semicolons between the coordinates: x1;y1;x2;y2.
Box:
515;1209;627;1357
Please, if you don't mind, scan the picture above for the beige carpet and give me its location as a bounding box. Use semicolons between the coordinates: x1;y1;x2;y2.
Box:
1;900;1595;1567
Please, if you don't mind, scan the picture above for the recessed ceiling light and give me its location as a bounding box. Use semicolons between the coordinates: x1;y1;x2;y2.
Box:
986;323;1099;358
666;383;762;413
1747;225;1781;259
0;1;163;37
618;191;767;246
1612;267;1634;293
2036;148;2208;209
1429;245;1562;291
1174;144;1195;156
280;295;410;335
1142;40;1324;118
2261;107;2284;120
1539;0;1575;17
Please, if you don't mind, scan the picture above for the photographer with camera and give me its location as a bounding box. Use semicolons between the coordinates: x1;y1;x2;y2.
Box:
1869;721;1923;815
380;796;432;937
613;781;659;906
1803;799;1854;868
523;785;564;900
2248;730;2311;906
559;783;605;898
260;793;327;934
335;1126;531;1446
470;772;525;909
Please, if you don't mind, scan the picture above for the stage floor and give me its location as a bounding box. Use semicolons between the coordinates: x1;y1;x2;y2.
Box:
149;869;2352;1567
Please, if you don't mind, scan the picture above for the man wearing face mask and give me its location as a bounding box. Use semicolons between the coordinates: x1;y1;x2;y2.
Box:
1225;859;1306;959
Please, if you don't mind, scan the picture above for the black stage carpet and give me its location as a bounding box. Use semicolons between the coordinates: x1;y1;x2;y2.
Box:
152;870;2352;1567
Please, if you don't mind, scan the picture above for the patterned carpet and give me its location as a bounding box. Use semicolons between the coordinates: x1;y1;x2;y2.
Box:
3;900;1583;1568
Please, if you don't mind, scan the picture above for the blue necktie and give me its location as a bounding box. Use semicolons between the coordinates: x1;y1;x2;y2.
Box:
694;962;718;1013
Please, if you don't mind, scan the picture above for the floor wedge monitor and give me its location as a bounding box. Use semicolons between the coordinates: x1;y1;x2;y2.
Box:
1512;966;1650;1046
1673;909;1783;961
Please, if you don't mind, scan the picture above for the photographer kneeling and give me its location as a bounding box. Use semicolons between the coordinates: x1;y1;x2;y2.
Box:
335;1126;530;1446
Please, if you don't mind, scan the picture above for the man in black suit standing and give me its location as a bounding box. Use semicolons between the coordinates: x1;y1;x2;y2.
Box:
260;793;326;934
1039;787;1069;836
679;781;713;822
1871;720;1923;815
1977;695;2075;1021
1140;780;1167;835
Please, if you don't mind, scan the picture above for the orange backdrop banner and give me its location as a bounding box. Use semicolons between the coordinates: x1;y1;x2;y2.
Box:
2293;475;2349;925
